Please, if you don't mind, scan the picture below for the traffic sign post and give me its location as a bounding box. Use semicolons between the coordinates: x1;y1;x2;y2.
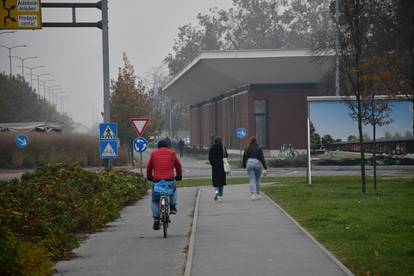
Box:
130;118;149;174
15;134;29;149
130;118;149;136
99;139;118;159
133;137;148;175
0;0;42;30
99;123;117;139
99;123;118;166
236;128;247;165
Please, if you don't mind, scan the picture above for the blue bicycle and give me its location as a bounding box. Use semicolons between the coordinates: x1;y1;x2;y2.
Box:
154;180;175;238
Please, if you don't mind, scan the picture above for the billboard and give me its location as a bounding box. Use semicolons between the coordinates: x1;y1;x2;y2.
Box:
306;96;413;184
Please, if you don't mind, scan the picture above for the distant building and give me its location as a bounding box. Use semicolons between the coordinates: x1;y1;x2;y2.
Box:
163;49;334;150
326;137;414;155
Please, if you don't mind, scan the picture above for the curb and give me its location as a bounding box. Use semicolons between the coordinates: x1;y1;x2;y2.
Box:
184;188;201;276
262;193;354;276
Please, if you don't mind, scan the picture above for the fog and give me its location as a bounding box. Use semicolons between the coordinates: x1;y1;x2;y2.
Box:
0;0;233;128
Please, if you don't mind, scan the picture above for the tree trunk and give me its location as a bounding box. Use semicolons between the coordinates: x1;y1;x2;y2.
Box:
373;122;377;191
357;99;367;194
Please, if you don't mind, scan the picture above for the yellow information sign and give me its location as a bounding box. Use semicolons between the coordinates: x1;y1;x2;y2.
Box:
0;0;42;29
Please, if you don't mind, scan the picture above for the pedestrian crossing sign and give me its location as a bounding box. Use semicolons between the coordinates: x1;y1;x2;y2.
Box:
99;123;118;139
99;140;118;159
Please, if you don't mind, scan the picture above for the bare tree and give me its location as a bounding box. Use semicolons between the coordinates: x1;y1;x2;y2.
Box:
365;98;392;190
312;0;399;193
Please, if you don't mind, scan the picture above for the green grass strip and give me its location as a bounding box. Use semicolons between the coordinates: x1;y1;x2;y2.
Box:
177;176;414;275
263;176;414;276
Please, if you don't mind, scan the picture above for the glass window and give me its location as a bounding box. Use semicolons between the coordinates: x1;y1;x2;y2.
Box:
255;100;266;114
254;100;267;148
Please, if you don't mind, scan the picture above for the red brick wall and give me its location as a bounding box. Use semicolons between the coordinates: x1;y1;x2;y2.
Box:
248;85;322;149
190;85;323;150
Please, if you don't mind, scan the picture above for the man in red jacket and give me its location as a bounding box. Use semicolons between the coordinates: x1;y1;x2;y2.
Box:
146;139;182;230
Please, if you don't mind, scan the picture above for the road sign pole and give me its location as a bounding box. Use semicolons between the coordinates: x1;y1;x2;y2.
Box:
101;0;111;170
239;138;242;166
131;140;134;167
140;152;143;175
307;101;312;185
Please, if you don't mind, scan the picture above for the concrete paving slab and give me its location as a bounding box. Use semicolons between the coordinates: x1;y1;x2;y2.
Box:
191;185;351;276
55;187;197;276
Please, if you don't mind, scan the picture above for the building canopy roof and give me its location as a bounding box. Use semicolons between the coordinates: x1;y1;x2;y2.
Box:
163;49;335;105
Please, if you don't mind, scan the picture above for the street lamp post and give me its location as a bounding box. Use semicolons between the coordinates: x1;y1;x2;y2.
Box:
54;91;65;109
41;79;55;100
59;95;70;114
34;73;50;98
22;65;44;87
0;44;27;75
48;85;62;104
12;56;38;80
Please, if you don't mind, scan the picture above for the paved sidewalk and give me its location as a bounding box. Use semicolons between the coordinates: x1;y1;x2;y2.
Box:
54;187;197;276
191;185;351;276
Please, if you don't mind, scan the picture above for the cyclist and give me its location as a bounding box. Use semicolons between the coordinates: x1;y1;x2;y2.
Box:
146;139;182;231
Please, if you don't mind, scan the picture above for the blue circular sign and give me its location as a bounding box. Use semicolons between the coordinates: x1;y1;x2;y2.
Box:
15;134;29;149
133;137;148;153
236;128;247;139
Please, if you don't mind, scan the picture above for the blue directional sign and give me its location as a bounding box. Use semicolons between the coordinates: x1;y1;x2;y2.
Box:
236;127;247;139
99;123;118;140
99;139;119;159
15;134;29;149
133;137;148;153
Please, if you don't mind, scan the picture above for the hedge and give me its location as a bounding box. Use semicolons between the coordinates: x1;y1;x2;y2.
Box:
0;163;148;275
0;132;130;169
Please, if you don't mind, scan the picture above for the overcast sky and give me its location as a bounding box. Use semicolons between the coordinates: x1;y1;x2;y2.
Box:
0;0;233;127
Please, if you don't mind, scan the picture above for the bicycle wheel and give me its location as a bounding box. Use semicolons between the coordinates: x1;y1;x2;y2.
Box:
163;217;168;238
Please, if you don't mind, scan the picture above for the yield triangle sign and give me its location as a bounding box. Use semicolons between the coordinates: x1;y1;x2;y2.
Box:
130;118;149;136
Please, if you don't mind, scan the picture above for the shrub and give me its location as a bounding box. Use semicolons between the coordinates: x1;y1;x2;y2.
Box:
0;163;148;275
268;155;308;167
0;132;130;169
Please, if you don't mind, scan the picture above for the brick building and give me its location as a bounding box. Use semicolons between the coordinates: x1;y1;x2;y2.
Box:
163;49;334;150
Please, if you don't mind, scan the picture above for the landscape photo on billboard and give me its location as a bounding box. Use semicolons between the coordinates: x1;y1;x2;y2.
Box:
309;99;413;164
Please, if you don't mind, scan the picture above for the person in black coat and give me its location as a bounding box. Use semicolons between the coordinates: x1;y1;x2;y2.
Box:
208;136;228;202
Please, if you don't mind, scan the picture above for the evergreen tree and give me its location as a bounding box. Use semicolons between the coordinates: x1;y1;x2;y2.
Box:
0;73;73;131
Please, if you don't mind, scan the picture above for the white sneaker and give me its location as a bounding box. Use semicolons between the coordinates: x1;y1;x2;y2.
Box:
218;196;222;202
256;194;262;200
214;191;219;201
251;194;256;201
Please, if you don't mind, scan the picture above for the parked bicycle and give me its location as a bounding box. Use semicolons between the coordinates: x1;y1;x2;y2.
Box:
278;144;300;159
